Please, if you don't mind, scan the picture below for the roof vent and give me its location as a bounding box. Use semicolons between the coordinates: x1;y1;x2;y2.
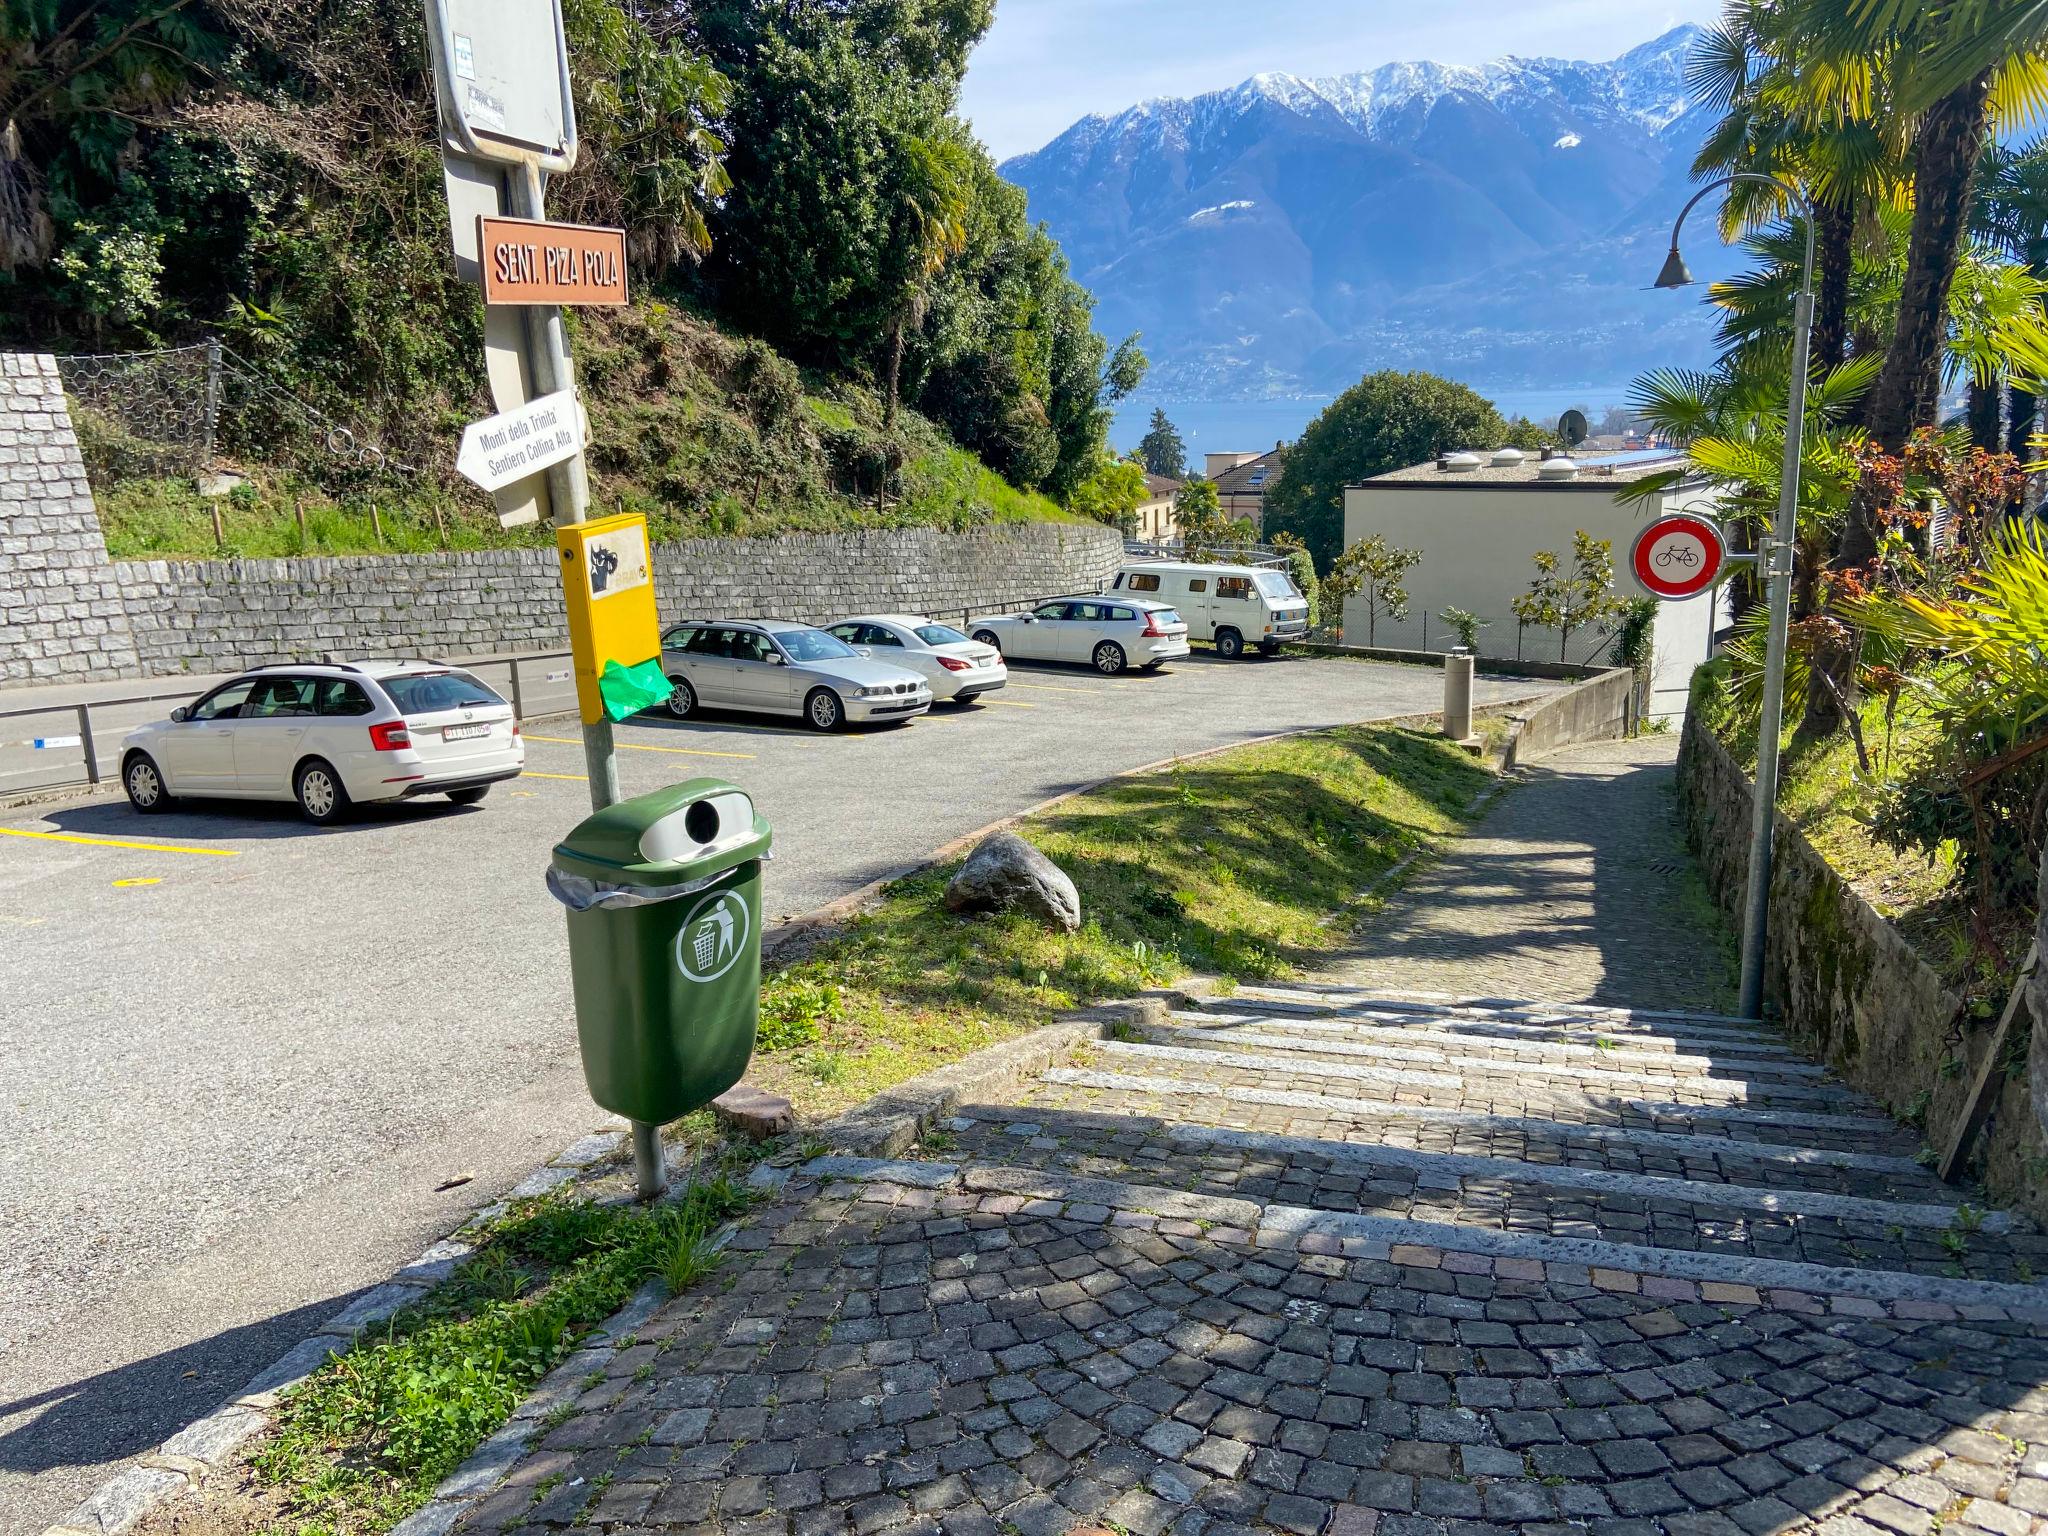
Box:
1443;451;1483;473
1490;447;1525;468
1537;456;1579;482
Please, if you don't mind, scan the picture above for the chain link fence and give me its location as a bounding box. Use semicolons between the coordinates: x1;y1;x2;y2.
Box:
54;341;424;494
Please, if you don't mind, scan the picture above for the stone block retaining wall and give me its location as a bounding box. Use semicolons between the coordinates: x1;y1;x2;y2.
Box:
110;524;1124;676
1677;710;2048;1227
0;354;141;682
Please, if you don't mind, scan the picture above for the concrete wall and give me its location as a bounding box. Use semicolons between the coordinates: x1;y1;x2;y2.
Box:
0;355;140;682
111;523;1126;677
1502;667;1634;770
1678;710;2048;1226
1341;478;1724;723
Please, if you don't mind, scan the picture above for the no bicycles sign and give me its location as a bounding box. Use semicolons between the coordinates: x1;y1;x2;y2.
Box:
1630;513;1727;601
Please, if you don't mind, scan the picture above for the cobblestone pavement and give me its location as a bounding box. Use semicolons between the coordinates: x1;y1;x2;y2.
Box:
1328;737;1734;1012
439;741;2048;1536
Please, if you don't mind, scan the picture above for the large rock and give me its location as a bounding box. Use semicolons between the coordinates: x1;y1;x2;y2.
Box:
944;832;1081;932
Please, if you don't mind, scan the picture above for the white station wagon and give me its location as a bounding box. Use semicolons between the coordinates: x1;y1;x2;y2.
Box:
121;660;524;824
968;596;1191;674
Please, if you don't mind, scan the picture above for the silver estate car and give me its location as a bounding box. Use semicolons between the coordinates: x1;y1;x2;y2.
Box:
658;619;932;730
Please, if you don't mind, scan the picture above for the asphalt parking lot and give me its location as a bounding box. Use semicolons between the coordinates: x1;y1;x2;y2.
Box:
0;650;1553;1534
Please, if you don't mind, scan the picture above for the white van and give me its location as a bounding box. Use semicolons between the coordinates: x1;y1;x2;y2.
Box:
1108;561;1310;658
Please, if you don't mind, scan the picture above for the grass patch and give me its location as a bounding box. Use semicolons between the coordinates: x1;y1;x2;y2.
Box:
236;1177;754;1536
744;723;1495;1118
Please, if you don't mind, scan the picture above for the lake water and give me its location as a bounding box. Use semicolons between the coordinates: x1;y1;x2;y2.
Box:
1112;385;1638;460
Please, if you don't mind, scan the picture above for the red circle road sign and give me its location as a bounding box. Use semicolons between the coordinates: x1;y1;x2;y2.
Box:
1631;513;1727;600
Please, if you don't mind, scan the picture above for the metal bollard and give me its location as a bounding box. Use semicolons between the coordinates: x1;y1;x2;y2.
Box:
1442;650;1475;743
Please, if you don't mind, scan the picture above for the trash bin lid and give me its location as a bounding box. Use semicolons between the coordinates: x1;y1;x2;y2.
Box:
551;778;772;887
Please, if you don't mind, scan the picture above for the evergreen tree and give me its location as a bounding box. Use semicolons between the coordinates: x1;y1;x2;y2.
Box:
1138;408;1186;479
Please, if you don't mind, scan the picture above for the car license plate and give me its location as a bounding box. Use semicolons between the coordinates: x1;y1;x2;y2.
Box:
443;722;491;741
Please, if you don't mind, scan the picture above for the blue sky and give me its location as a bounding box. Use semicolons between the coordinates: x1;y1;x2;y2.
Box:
960;0;1724;161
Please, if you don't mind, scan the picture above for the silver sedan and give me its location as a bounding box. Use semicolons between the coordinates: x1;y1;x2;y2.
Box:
658;619;932;730
824;614;1008;704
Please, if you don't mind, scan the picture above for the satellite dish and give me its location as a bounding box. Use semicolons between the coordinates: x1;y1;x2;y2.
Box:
1559;409;1589;448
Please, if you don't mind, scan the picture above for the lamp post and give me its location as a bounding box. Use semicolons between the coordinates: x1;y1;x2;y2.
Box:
1654;172;1815;1022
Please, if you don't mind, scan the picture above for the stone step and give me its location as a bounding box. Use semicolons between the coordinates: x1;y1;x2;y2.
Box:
1136;1023;1849;1109
1188;996;1810;1061
791;1153;2048;1315
1225;983;1773;1034
1037;1067;1936;1193
1175;1008;1825;1078
1096;1040;1905;1147
943;1103;2048;1286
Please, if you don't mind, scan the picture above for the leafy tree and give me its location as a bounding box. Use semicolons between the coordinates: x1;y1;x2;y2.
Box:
1138;408;1186;479
1511;532;1622;664
1268;530;1320;627
881;129;971;428
1173;478;1229;560
1324;534;1422;647
1974;142;2048;464
1264;371;1507;571
1067;454;1148;536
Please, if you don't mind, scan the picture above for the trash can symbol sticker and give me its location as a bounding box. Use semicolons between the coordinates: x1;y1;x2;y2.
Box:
675;888;750;983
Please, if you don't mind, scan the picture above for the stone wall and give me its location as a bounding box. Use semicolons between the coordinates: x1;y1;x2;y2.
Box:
0;354;140;682
1677;710;2048;1226
112;523;1126;676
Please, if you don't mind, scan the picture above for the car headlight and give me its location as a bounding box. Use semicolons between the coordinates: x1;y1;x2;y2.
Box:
855;686;887;699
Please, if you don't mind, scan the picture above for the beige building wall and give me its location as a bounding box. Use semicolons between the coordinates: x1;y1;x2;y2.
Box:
1340;479;1727;722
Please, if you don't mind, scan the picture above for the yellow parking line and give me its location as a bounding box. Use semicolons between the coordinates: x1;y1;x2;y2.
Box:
525;735;755;761
0;827;238;857
986;699;1038;709
1008;682;1100;696
524;771;589;782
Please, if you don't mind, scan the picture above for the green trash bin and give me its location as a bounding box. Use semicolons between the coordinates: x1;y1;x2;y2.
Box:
546;778;773;1126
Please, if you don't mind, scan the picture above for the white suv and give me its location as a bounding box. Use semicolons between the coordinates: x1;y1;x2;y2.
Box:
121;661;525;824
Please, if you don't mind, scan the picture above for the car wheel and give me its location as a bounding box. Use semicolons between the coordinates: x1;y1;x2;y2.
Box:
1259;641;1281;657
1214;627;1245;660
805;688;845;732
124;753;172;814
447;786;490;806
295;759;351;825
971;629;1002;652
1093;641;1128;675
665;677;697;719
950;693;983;708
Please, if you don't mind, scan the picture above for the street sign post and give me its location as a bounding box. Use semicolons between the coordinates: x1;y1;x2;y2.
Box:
456;389;585;499
1629;512;1727;601
425;0;665;1197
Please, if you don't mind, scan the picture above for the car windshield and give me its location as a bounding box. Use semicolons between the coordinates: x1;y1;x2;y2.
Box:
916;624;971;647
776;629;857;663
1255;571;1302;600
381;670;503;715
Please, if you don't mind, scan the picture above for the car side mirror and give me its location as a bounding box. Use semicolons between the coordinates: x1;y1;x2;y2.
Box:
767;652;786;665
1023;615;1037;624
856;646;873;658
170;706;189;723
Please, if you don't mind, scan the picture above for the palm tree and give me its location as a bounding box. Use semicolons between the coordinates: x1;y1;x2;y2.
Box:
1688;3;1909;373
1974;143;2048;466
882;131;972;431
1785;0;2048;482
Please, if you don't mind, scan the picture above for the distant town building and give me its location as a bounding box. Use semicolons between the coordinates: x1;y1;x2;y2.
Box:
1136;473;1182;542
1340;446;1726;723
1206;445;1285;532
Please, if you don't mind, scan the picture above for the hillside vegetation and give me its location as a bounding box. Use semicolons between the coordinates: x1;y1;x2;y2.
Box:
2;0;1138;554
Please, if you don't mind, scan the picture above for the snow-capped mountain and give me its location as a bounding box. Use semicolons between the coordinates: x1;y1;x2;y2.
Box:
1000;25;1734;403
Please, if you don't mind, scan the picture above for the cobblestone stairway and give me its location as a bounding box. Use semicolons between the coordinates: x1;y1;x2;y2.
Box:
939;985;2048;1291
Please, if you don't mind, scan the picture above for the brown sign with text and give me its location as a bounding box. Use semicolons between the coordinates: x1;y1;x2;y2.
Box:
478;216;629;307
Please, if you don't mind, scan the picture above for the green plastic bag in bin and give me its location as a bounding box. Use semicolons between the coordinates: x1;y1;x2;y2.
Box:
597;656;673;722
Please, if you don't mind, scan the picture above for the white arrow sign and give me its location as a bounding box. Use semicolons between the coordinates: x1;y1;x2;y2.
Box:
456;388;584;493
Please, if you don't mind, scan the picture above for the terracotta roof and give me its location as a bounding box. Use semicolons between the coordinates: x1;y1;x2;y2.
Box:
1142;473;1183;498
